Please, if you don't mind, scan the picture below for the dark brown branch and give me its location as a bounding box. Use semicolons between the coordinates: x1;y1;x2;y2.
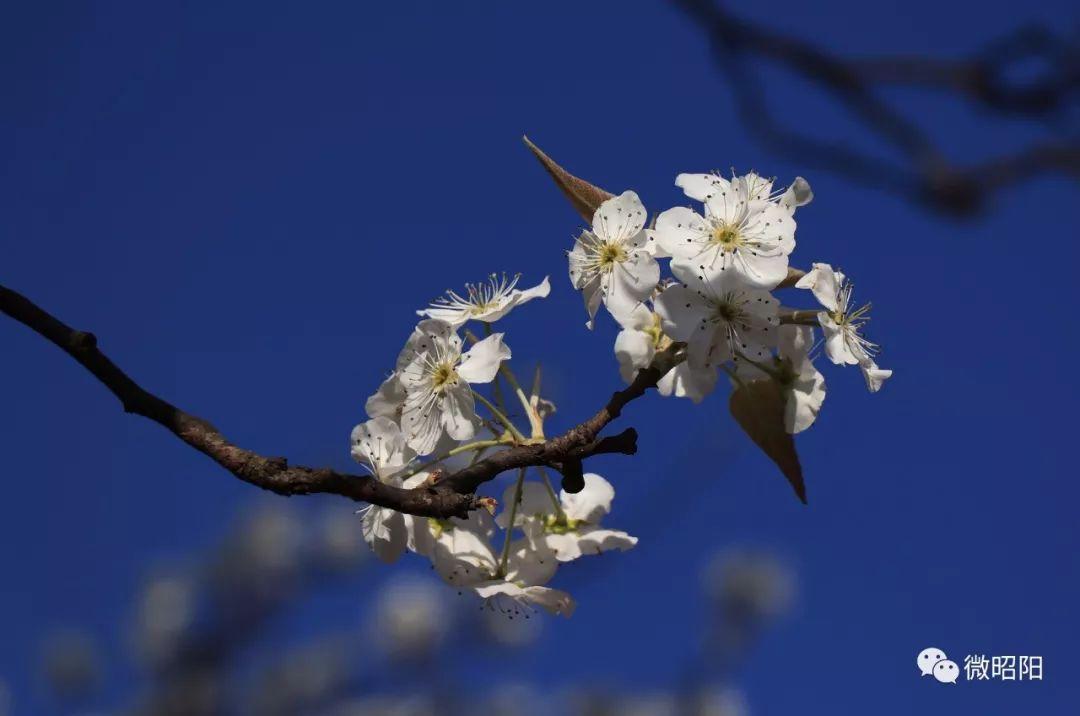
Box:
0;282;649;519
673;0;1079;217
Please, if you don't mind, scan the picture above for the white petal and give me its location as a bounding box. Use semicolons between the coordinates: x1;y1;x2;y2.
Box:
730;252;790;291
778;176;813;214
860;360;892;393
514;275;551;304
819;314;861;366
440;384;478;441
785;366;826;434
592;190;647;244
778;324;814;364
506;537;558;586
580;276;603;330
657;361;718;403
361;507;408;564
350;417;415;478
404;514;436;558
544;532;584;562
560;473;615;523
496;481;555;528
653;284;709;342
575;527;638;556
365;374;406;420
568;241;591;290
614;328;655;383
415;303;471;327
795;262;840;312
401;388;445;455
395;319;459;372
470;581;576;618
476;276;552;324
741;172;775;202
614;302;654;332
675;172;732;202
457;333;511;384
653;206;709;259
704;176;752;224
601;252;659;324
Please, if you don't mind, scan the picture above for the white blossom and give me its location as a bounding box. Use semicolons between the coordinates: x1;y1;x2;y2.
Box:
612;304;667;383
417;274;550;327
654;268;779;373
398;319;511;455
795;262;892;392
652;172;797;289
350;417;422;563
568;191;660;328
498;473;637;563
411;510;575;618
614;304;717;402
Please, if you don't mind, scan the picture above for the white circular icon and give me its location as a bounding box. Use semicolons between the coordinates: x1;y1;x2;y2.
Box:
917;647;948;676
933;659;960;684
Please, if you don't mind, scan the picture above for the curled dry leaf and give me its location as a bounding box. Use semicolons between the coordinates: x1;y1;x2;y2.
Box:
523;135;614;222
729;379;807;504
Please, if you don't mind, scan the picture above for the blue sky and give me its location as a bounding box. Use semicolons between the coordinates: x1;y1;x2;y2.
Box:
2;1;1078;713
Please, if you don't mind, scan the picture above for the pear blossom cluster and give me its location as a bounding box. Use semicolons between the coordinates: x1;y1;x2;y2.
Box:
571;171;891;431
352;273;635;618
349;166;891;619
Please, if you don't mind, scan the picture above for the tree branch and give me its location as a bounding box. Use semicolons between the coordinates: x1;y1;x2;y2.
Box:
672;0;1079;217
0;282;650;518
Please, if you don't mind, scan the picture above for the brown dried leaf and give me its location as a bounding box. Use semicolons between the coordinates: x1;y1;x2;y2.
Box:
729;379;807;504
522;135;614;223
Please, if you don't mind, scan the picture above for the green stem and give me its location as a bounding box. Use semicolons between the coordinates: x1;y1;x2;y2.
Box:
536;466;567;522
499;364;538;431
397;438;505;480
497;468;527;578
472;389;527;442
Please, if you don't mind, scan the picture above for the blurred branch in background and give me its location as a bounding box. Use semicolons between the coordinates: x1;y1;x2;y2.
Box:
32;500;795;716
673;0;1079;216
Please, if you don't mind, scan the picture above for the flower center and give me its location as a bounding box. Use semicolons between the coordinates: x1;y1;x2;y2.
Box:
469;301;494;315
430;362;458;390
543;513;581;534
644;313;671;350
710;223;741;249
597;242;627;268
715;300;741;323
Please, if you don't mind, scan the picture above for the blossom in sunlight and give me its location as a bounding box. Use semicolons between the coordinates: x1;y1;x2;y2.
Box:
654;269;779;372
613;303;718;401
397;319;511;454
795;262;891;392
652;171;797;289
350;417;425;563
418;273;550;326
568;190;660;328
411;510;575;618
612;304;669;383
498;473;637;563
